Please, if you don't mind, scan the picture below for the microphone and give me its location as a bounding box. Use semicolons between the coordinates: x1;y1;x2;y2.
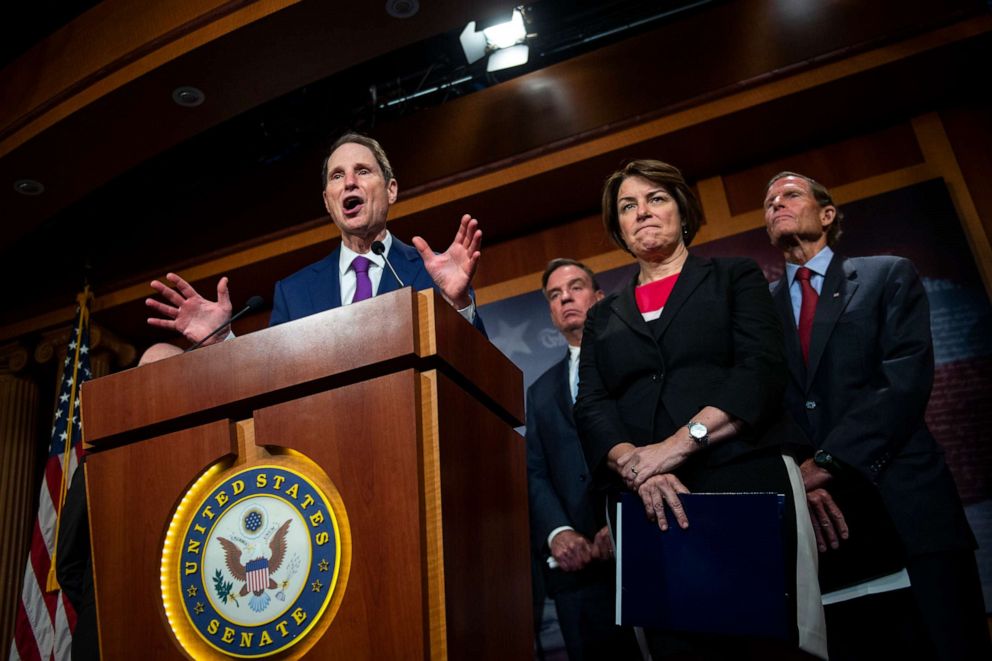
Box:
186;295;265;352
371;240;405;288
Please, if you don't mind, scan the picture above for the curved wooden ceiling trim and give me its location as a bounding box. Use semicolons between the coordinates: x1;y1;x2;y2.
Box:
380;14;991;228
0;0;518;252
471;149;953;305
1;4;988;344
389;13;992;218
0;0;299;157
2;13;984;344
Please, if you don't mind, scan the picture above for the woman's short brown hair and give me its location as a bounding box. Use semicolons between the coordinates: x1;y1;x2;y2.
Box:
601;160;703;253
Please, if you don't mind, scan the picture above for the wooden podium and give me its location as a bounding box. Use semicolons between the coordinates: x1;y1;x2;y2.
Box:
81;288;531;659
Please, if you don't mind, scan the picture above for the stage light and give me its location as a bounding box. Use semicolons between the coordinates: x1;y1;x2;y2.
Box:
486;44;529;72
460;8;528;67
459;21;488;65
483;9;526;49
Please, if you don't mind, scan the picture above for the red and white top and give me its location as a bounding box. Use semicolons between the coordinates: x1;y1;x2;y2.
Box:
635;273;680;321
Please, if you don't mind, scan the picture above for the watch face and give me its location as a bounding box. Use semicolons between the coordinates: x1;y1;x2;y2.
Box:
689;422;707;438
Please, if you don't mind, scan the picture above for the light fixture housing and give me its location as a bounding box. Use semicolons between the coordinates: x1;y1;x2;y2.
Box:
459;21;488;65
172;86;205;107
460;8;528;65
486;44;529;72
385;0;419;19
13;179;44;196
482;9;526;49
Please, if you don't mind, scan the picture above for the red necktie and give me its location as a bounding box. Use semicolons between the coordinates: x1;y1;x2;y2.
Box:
796;267;818;364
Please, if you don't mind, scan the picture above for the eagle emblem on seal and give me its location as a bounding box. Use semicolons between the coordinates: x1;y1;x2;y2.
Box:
218;519;291;612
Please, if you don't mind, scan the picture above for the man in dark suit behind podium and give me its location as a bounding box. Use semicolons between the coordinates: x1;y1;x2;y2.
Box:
763;172;990;660
526;258;641;660
145;132;485;341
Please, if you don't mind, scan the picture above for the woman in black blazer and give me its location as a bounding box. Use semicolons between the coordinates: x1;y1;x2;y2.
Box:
574;160;825;658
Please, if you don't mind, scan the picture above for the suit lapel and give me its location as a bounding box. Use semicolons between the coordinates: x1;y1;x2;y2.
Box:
376;236;408;296
806;255;858;387
382;238;422;293
307;238;420;314
610;274;655;343
649;254;710;341
307;249;341;313
772;276;806;390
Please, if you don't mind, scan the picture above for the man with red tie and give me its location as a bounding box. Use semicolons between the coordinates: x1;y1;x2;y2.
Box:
764;172;989;660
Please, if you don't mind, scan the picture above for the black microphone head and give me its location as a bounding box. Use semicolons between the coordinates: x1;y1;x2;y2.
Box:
245;295;265;311
371;240;386;256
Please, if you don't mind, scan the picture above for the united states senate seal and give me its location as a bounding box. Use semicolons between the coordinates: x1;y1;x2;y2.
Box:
162;462;348;658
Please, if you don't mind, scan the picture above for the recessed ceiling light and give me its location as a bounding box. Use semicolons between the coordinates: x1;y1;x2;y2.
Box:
172;86;205;107
13;179;44;196
385;0;419;19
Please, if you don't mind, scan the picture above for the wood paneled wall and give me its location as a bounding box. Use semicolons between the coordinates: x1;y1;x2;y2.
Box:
471;109;992;306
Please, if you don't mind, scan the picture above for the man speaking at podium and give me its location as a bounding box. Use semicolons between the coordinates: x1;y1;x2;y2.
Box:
146;132;486;341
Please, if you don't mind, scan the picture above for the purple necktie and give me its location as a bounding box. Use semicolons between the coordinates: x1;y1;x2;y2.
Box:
352;255;373;302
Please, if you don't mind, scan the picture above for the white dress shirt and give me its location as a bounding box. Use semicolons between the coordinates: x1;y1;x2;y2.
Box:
337;230;477;322
338;232;392;305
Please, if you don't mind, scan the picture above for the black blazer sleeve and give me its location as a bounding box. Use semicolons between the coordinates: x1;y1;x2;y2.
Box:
705;258;787;427
574;299;633;477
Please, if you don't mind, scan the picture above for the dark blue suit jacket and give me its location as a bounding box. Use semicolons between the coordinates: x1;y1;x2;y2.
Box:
771;254;974;557
269;236;485;333
526;352;610;593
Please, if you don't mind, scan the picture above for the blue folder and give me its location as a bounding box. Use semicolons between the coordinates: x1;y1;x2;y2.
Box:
616;491;788;639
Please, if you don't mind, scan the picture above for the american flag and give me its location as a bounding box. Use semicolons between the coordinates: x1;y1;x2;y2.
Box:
9;289;92;661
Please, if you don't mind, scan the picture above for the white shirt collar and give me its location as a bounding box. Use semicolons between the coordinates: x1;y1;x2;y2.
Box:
567;344;581;362
338;230;392;276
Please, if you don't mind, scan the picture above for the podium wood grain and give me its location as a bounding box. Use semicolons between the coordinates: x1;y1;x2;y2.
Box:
85;419;237;658
82;289;529;659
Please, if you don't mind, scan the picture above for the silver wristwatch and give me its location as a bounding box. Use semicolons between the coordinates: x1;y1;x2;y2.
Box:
687;421;710;447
